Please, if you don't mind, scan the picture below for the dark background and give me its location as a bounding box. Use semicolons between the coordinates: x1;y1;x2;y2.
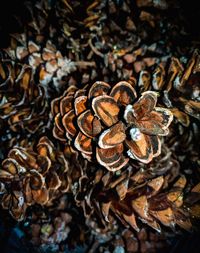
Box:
0;0;200;252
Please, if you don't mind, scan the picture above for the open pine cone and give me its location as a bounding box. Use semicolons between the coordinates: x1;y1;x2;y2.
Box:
52;80;173;170
0;137;69;220
0;60;47;135
163;51;200;122
138;50;200;126
68;144;199;233
5;38;77;94
0;0;79;98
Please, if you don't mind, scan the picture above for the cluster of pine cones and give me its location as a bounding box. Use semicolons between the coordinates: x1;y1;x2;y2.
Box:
0;0;200;252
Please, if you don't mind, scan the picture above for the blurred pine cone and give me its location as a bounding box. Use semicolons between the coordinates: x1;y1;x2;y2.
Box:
0;0;80;98
0;137;70;220
5;38;78;95
21;195;87;252
0;60;48;160
0;60;47;133
92;227;170;253
62;0;198;84
28;212;72;252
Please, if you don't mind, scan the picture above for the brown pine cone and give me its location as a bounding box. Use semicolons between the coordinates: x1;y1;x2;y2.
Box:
85;212;170;253
0;60;47;135
30;212;71;252
94;227;170;253
0;137;69;220
0;59;47;161
0;0;52;48
26;209;72;252
137;50;200;125
51;80;173;170
66;144;200;233
140;51;200;182
66;0;197;83
4;38;77;94
0;0;80;97
3;34;98;98
20;195;87;252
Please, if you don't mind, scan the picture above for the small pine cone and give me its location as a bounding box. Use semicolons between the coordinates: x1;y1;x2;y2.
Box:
138;50;200;125
0;137;69;220
0;0;52;48
4;36;77;94
0;60;47;135
4;34;96;97
1;0;79;96
22;195;87;252
74;0;195;82
28;211;72;252
85;214;169;253
52;80;173;171
68;144;199;232
95;227;169;253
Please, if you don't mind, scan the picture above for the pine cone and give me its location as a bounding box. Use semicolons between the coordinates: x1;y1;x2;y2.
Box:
6;38;77;93
21;195;87;252
138;50;200;125
94;227;169;253
0;59;47;161
27;210;72;252
3;32;99;98
52;80;173;170
0;0;80;97
0;0;53;49
66;144;200;233
66;0;197;83
0;137;69;220
0;60;47;136
85;212;170;253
